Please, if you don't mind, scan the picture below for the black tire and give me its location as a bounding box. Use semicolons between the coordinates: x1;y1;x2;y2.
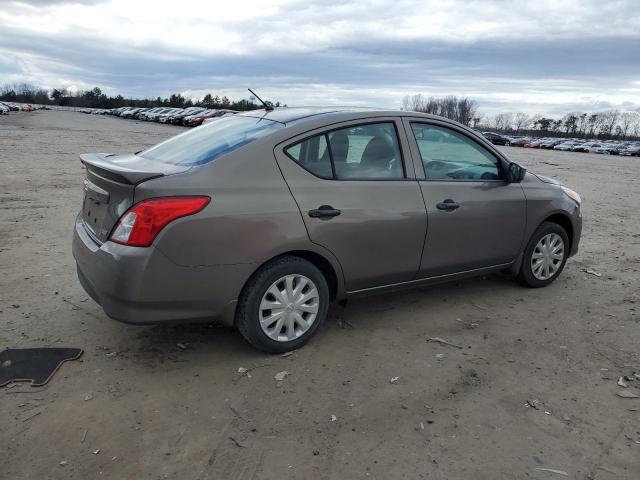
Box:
236;256;330;353
517;222;569;288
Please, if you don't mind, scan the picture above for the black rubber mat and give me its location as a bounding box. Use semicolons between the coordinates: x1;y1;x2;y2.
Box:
0;348;83;387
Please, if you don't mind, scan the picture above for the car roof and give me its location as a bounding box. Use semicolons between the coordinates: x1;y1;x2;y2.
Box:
236;106;458;127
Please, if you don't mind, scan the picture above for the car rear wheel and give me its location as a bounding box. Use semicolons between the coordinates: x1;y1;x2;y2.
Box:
236;256;330;353
517;222;569;288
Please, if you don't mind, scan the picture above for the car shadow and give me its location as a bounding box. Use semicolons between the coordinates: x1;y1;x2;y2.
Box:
118;273;521;368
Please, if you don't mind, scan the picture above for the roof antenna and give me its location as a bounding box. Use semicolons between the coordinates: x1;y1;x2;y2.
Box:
248;88;274;111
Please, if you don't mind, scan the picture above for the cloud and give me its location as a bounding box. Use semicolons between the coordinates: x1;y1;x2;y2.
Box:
0;0;639;115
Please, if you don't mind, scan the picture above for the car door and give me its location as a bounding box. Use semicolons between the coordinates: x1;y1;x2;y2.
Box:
274;118;427;291
402;118;526;278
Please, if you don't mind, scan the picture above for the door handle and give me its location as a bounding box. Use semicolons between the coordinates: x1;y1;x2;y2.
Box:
436;199;460;211
308;205;341;218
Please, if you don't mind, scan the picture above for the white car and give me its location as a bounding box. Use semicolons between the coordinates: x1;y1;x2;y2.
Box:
620;145;640;156
554;142;577;151
591;146;611;154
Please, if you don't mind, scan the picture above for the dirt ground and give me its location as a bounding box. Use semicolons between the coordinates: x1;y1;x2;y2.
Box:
1;111;639;480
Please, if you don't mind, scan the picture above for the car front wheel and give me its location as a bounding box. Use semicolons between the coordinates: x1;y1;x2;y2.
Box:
517;222;569;288
236;256;330;353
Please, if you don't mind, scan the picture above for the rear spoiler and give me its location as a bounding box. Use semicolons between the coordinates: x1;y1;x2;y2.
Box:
80;153;189;184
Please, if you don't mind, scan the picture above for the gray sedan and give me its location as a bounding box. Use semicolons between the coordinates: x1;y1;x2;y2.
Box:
73;108;582;353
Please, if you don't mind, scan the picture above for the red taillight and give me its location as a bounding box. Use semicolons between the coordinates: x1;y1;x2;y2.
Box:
109;196;210;247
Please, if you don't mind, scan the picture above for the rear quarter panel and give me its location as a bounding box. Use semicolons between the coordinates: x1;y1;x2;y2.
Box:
132;139;344;278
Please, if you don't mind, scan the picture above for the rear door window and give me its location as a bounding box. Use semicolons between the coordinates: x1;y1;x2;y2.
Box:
285;122;405;180
285;135;332;178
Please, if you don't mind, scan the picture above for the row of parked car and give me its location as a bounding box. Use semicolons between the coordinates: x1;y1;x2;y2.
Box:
481;131;640;156
0;102;43;113
84;106;238;127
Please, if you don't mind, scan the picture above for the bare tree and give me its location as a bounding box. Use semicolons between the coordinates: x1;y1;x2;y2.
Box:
457;97;479;126
561;114;577;134
513;113;530;133
576;113;588;137
632;114;640;137
491;113;513;132
586;113;603;138
599;110;619;137
402;94;426;112
619;112;639;138
401;94;478;126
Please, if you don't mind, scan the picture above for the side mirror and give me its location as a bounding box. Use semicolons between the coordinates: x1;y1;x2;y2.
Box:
506;162;526;183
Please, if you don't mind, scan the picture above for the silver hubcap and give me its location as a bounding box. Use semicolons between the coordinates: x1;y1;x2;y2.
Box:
531;233;565;280
259;274;320;342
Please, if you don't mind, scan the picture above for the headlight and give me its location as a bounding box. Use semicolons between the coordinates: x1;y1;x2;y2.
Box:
561;186;581;205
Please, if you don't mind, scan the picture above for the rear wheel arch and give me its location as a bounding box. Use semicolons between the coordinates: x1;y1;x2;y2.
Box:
239;250;341;308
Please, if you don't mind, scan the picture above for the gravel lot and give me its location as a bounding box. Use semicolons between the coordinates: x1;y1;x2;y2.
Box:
1;111;639;480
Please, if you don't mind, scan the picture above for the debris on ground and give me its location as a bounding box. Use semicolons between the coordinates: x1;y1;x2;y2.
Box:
427;337;463;349
337;319;355;329
22;411;41;422
233;363;273;382
84;394;93;401
176;343;188;350
618;376;628;388
59;460;68;466
617;390;639;399
281;351;294;358
81;429;88;443
389;377;399;384
1;347;83;388
584;268;602;277
330;414;337;422
92;449;100;455
526;399;543;410
624;434;640;444
229;406;246;421
313;449;320;455
534;467;568;476
456;318;479;329
274;371;289;382
228;436;245;448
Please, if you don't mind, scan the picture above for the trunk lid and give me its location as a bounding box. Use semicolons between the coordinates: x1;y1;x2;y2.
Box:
79;152;190;243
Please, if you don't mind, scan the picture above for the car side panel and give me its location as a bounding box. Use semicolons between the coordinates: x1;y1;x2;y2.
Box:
273;118;428;291
134;142;311;262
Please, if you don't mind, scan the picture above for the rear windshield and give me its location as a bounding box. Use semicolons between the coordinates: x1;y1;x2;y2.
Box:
139;116;282;166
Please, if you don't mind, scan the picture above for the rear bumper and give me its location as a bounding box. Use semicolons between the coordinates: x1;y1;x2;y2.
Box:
72;215;255;326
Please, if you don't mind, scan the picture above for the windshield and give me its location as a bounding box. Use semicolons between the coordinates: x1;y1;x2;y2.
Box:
139;115;283;166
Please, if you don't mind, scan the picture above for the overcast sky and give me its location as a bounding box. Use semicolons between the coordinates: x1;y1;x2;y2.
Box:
1;0;639;115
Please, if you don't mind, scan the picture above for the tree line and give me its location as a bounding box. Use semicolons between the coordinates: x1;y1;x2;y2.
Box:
0;83;282;111
402;94;480;127
402;93;640;141
483;111;640;140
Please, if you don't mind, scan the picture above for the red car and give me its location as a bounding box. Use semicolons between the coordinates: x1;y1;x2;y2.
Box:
21;105;33;112
511;138;530;147
524;140;542;148
186;110;236;127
